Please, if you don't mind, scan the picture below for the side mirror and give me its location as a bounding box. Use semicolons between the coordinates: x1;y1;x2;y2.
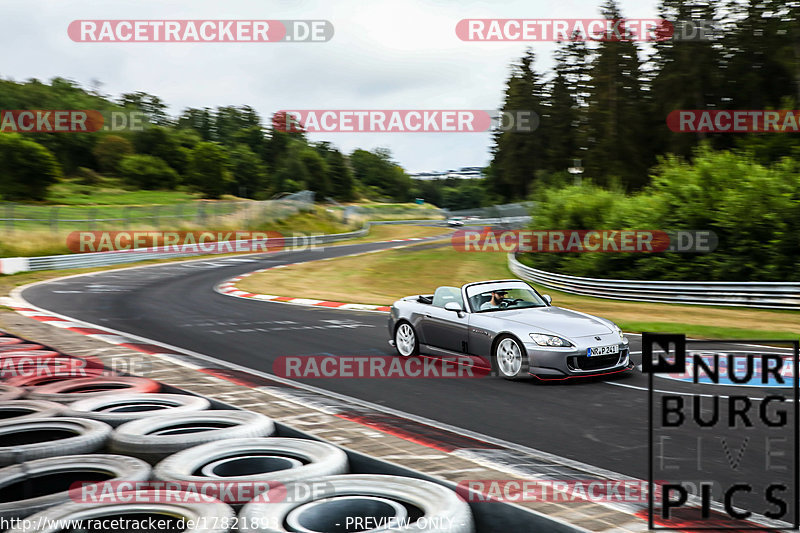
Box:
444;302;463;313
543;295;552;305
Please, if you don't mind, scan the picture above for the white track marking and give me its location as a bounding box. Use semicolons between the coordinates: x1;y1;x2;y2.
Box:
12;286;635;482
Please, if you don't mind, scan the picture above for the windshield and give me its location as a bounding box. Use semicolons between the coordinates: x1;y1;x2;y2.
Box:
465;282;547;312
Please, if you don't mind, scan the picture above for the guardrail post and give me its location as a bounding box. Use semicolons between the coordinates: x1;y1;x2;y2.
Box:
5;204;13;233
50;206;58;233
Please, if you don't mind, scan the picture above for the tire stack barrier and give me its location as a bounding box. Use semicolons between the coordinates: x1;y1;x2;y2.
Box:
0;329;580;532
63;393;210;426
25;376;161;403
0;399;63;421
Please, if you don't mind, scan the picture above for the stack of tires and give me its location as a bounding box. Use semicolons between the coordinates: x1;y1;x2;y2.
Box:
0;333;475;532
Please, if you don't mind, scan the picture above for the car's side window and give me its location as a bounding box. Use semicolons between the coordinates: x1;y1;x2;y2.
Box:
432;286;464;309
471;293;492;310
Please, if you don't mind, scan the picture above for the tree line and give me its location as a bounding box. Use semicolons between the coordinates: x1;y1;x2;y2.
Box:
0;79;428;203
523;147;800;282
487;0;800;200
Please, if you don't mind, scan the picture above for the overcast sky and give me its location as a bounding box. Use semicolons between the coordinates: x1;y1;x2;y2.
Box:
2;0;659;172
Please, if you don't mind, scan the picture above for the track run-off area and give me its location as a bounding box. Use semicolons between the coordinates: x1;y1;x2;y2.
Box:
14;234;797;525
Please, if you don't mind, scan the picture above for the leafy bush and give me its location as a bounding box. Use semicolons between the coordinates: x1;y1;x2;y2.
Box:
0;133;60;201
75;166;102;185
118;154;178;190
187;142;231;199
92;135;133;173
228;144;269;198
299;149;330;198
522;148;800;281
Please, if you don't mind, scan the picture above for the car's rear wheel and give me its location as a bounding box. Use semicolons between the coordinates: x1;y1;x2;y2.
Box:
494;335;528;380
394;322;418;357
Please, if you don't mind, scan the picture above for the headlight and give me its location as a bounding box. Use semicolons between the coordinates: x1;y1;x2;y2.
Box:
529;333;573;347
613;325;628;343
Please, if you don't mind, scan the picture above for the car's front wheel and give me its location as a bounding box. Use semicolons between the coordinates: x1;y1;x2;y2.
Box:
494;335;528;380
394;321;419;357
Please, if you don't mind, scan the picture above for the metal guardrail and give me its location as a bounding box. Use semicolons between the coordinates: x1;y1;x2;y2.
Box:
446;201;534;219
17;226;371;273
508;253;800;310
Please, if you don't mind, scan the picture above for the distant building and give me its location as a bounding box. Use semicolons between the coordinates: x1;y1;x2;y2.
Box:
409;167;485;180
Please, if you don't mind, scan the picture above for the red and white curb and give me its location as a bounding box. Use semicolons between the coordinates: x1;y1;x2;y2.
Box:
214;237;429;313
0;268;784;531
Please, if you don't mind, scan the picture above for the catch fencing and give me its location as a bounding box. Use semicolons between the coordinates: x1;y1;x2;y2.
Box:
0;216;532;275
0;191;315;232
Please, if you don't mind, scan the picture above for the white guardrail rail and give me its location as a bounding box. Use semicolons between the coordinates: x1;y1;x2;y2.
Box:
508;253;800;310
0;217;530;275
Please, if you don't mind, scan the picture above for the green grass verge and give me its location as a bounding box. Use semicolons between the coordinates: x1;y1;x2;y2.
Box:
0;221;437;299
45;178;206;205
239;245;799;340
0;207;354;257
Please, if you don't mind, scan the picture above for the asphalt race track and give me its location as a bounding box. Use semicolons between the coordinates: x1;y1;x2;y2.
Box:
21;236;798;523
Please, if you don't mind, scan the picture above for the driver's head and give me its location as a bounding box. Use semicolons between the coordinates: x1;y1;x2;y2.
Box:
492;290;508;301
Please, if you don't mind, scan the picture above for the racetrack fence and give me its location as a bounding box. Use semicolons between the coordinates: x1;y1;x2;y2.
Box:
0;217;529;274
445;201;534;219
0;191;316;232
508;253;800;310
1;224;371;274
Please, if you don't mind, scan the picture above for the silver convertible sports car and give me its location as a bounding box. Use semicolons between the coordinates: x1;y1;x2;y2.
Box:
388;279;633;380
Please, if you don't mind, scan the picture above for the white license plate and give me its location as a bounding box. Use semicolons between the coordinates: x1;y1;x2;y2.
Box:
588;344;619;357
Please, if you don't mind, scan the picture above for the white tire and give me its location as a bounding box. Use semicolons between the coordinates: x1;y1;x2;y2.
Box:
64;393;210;427
238;474;474;533
110;411;276;463
0;384;24;401
0;454;150;519
4;491;235;533
0;417;111;466
153;438;348;504
0;400;63;422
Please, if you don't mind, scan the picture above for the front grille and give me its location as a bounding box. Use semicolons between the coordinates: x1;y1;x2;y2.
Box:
569;351;625;371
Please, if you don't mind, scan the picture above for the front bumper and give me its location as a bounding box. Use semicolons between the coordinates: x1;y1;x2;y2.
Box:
524;342;632;379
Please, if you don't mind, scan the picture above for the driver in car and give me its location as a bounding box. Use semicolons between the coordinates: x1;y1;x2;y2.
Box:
480;289;508;310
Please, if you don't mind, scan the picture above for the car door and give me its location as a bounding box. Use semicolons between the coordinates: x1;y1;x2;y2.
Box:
419;287;469;353
466;313;497;365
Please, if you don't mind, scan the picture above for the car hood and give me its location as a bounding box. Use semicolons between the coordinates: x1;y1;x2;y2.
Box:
487;306;613;337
